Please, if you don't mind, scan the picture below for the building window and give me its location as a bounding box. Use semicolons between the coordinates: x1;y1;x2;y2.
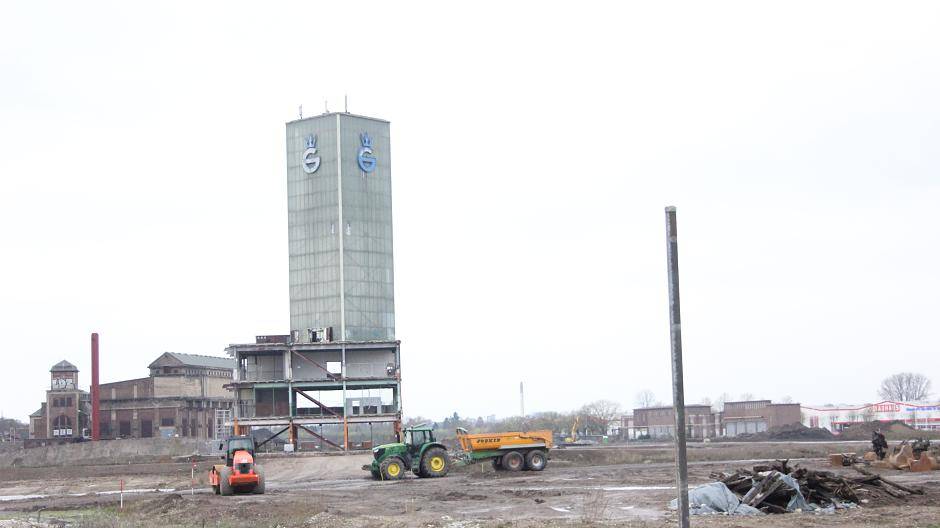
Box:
52;415;73;437
141;420;153;438
119;421;131;437
161;418;174;427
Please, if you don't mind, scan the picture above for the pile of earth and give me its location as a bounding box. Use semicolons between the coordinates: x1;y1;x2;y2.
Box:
837;420;926;441
731;423;835;441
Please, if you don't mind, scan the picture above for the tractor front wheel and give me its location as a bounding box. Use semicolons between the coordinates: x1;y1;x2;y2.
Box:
501;451;524;472
219;467;234;496
420;448;449;478
380;457;406;480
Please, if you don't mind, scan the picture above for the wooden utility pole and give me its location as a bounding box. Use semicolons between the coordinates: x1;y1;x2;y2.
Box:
665;206;690;528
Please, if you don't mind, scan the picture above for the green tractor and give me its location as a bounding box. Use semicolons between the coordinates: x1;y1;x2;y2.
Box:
363;424;450;480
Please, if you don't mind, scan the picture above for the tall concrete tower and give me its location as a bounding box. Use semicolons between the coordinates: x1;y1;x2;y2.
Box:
286;113;394;342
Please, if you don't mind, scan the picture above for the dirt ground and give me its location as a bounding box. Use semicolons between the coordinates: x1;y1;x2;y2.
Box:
2;441;940;527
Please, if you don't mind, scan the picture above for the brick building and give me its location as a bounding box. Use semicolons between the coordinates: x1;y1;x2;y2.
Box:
632;404;719;439
98;352;235;440
625;399;802;440
28;353;234;447
27;361;90;446
721;400;801;436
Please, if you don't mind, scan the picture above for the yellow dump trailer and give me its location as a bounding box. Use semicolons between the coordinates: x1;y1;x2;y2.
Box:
455;428;552;471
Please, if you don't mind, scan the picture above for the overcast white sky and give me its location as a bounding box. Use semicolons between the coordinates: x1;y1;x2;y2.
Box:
1;2;938;423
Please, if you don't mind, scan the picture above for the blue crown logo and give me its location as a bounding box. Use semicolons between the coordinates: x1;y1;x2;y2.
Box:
360;133;373;148
304;135;317;149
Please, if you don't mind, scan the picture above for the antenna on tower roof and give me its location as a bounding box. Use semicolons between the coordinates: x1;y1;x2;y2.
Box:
324;99;329;114
298;105;303;119
344;94;348;113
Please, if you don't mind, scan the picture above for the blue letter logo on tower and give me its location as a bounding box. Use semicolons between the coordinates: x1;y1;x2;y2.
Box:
357;133;377;173
302;135;321;174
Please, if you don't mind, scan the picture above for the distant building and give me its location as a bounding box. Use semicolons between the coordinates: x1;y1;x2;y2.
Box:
802;401;940;433
631;404;719;439
98;352;234;440
625;399;802;440
721;400;801;436
27;353;234;447
28;361;89;446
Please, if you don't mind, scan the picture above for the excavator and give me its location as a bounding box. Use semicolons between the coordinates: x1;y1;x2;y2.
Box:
209;435;266;495
563;417;581;445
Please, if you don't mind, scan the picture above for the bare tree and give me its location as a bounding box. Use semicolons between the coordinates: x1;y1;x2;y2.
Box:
579;400;623;434
739;392;755;401
878;373;932;402
779;395;794;404
715;393;731;412
635;390;656;409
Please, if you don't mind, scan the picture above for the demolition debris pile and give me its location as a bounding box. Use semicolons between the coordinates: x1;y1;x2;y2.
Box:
706;459;923;515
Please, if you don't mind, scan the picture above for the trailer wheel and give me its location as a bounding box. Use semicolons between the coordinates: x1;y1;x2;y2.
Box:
525;450;548;471
380;457;406;480
219;467;234;496
501;451;524;472
252;466;266;494
420;448;449;478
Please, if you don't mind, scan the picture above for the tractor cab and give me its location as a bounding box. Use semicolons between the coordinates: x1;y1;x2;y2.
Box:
219;435;256;467
401;426;436;450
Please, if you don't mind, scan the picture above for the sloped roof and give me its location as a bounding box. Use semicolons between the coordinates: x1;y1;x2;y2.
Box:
30;403;46;417
149;352;233;370
50;360;78;372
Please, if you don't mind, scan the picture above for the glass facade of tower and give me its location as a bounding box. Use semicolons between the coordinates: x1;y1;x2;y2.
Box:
286;113;394;341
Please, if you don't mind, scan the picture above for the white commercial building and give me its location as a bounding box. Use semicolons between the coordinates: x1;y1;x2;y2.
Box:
802;401;940;433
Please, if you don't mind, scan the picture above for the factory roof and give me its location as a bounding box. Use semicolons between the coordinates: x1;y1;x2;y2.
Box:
148;352;233;370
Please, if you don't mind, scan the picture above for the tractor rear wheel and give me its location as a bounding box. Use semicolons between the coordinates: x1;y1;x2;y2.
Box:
501;451;524;472
380;456;406;480
252;466;266;494
525;450;548;471
219;467;234;496
420;448;449;478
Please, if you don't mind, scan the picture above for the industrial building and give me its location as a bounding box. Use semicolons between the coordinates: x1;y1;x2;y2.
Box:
622;399;802;440
721;400;801;436
631;404;720;439
28;361;89;447
27;353;234;447
226;112;401;451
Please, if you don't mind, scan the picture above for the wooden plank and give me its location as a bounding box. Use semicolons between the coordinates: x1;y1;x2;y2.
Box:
854;466;924;495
